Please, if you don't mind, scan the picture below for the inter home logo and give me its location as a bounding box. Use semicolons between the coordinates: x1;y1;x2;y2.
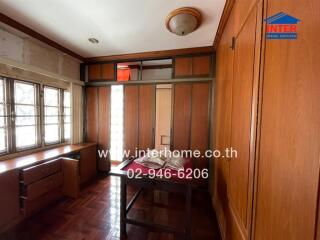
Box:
264;12;301;40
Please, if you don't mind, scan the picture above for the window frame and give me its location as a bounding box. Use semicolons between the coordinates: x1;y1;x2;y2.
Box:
0;76;71;157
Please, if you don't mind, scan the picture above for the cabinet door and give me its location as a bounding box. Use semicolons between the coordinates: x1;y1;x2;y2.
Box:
254;0;320;238
138;85;155;150
86;87;98;142
98;87;111;171
229;6;257;238
80;146;97;183
192;56;211;76
190;82;210;169
88;64;101;81
101;63;115;80
124;86;139;157
174;57;192;77
172;84;192;150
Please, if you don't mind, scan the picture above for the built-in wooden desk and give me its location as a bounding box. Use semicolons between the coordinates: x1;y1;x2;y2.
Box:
0;143;96;175
0;143;97;233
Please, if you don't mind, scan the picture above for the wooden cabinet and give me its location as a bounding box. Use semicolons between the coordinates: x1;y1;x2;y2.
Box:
174;55;211;78
138;85;155;150
190;83;210;169
98;87;111;171
124;85;139;157
172;84;192;150
172;83;210;165
88;63;115;81
79;145;97;183
86;87;98;143
253;0;320;239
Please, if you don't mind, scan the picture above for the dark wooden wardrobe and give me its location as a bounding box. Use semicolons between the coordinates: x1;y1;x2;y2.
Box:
124;85;155;156
213;0;320;239
86;86;111;172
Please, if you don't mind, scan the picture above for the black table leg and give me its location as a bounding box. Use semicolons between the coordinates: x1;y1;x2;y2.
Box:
185;185;192;240
120;176;127;238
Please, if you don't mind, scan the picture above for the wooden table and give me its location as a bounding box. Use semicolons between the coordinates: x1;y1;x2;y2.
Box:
110;159;197;240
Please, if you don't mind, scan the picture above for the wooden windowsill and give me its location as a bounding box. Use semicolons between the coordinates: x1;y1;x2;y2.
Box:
0;143;97;175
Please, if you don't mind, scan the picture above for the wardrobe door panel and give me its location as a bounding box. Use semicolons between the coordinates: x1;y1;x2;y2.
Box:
229;6;257;236
98;87;111;171
254;0;320;238
138;85;155;150
190;82;210;169
86;87;98;142
174;57;192;77
124;86;139;157
172;84;192;150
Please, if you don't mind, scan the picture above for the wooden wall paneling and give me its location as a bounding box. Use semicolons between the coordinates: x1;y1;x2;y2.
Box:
254;0;320;238
138;85;155;150
98;87;111;172
192;56;211;76
228;6;258;239
212;8;235;239
172;83;192;151
86;87;98;142
190;82;210;170
124;86;139;157
101;63;115;80
174;57;193;77
88;64;101;81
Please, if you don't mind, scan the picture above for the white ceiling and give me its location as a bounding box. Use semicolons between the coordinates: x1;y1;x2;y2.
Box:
0;0;226;58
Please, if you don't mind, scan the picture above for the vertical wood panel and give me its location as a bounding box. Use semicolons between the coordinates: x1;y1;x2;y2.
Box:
86;87;98;142
254;0;320;238
228;7;257;236
88;64;101;81
172;84;192;150
98;87;111;171
101;63;115;80
190;82;210;169
192;56;211;76
124;86;139;156
138;85;155;150
174;57;192;77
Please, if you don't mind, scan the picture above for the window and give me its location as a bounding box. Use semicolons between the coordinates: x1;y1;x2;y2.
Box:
110;85;123;161
14;81;39;149
63;90;71;140
0;78;7;153
0;76;72;156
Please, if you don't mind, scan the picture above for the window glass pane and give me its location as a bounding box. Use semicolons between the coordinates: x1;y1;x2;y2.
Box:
45;116;59;124
0;104;5;127
45;125;59;143
0;128;6;152
64;123;70;140
44;87;59;106
0;79;4;103
64;115;71;123
16;116;36;126
14;82;35;105
16;126;36;148
64;91;70;107
64;107;71;116
45;106;59;116
15;105;36;116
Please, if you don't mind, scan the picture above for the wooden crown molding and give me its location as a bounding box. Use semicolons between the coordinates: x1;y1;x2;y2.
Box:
0;12;84;61
212;0;235;49
85;46;213;63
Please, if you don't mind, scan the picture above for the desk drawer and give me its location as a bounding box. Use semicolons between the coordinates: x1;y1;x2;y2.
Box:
22;172;63;201
21;159;61;185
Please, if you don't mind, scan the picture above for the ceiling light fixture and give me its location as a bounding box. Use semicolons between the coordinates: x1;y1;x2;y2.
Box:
88;38;99;44
166;7;202;36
